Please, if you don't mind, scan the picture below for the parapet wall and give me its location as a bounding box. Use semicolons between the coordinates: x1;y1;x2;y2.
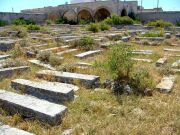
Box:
0;12;47;24
137;11;180;24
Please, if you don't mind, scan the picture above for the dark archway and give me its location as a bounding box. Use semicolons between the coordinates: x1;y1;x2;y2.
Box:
94;8;111;21
77;10;93;22
63;10;77;22
121;9;127;16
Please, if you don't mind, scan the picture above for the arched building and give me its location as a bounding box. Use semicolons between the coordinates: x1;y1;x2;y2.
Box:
21;0;138;22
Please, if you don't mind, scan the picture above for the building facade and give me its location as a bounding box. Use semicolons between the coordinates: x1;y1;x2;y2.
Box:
21;0;138;22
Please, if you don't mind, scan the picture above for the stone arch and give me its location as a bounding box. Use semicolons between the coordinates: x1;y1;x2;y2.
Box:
94;7;111;21
62;9;77;22
121;8;127;16
77;9;93;22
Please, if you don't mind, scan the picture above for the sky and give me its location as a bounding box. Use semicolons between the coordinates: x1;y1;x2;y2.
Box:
0;0;179;13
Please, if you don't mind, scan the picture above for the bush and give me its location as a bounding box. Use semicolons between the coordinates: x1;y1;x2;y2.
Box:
104;14;134;25
73;36;94;51
49;55;62;67
87;23;100;33
79;20;89;25
99;22;110;31
45;20;53;25
37;51;62;66
105;44;134;80
147;20;173;28
143;30;164;37
0;20;8;27
37;51;51;63
130;68;155;93
10;44;24;58
176;21;180;26
27;24;40;30
12;17;35;25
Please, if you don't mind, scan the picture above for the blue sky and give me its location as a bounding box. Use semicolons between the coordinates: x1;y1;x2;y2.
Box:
0;0;179;12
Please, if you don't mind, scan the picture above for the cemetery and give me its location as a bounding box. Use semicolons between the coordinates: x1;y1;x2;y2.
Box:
0;1;180;134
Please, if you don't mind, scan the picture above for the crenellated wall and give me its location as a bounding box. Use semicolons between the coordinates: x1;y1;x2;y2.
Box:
0;12;47;24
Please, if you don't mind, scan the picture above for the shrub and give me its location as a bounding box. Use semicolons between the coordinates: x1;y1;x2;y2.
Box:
143;30;164;37
176;21;180;26
79;36;94;50
79;20;89;25
10;44;24;58
104;14;134;25
130;68;155;93
147;20;173;28
49;55;62;67
45;20;53;25
105;44;134;80
12;17;35;25
87;23;100;33
99;22;110;31
0;20;8;27
37;51;51;63
27;24;40;31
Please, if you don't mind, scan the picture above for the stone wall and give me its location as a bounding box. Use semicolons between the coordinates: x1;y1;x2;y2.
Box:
0;12;47;24
137;11;180;24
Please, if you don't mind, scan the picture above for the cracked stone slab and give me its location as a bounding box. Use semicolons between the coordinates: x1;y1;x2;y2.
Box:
75;50;102;59
28;59;56;70
156;75;176;93
0;55;10;61
131;58;153;63
156;57;167;67
0;40;15;51
0;122;34;135
36;70;100;88
0;66;30;79
56;49;78;56
164;48;180;52
11;79;76;104
0;90;67;125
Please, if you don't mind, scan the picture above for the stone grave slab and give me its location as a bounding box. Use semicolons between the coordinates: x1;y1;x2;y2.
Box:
131;58;153;63
57;49;78;56
0;89;67;125
75;50;102;59
11;79;75;104
36;70;100;88
0;122;34;135
0;40;15;51
171;60;180;68
135;37;164;42
0;66;30;79
156;57;167;67
29;59;56;70
132;50;153;55
0;55;10;60
156;75;176;93
164;48;180;52
121;36;131;42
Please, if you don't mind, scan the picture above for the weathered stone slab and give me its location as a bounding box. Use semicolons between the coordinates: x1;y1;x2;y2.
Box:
156;57;167;67
0;55;10;60
164;48;180;52
121;36;131;42
176;34;180;38
0;66;30;79
164;54;180;57
165;33;171;39
0;122;34;135
132;50;153;55
156;75;176;93
28;59;56;70
0;40;15;51
131;58;153;63
76;62;93;69
0;89;67;125
37;70;100;88
75;50;102;59
172;60;180;68
135;37;164;42
11;79;75;104
39;47;60;53
57;49;78;55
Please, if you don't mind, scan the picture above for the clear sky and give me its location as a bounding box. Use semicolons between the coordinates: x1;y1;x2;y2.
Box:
0;0;179;13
